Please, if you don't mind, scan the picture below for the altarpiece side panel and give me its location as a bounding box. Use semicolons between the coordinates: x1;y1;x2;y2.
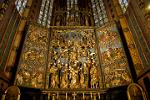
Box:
96;24;131;88
15;24;49;89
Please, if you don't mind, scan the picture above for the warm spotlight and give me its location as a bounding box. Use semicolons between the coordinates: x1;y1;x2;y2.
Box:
148;4;150;10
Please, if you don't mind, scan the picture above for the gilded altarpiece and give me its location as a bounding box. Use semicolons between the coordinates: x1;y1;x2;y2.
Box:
15;25;49;89
46;27;101;89
96;24;131;88
15;23;132;90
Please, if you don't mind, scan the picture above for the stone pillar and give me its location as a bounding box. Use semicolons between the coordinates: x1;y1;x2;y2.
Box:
112;0;143;76
6;0;33;68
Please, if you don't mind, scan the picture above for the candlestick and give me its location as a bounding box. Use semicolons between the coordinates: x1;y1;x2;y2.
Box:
83;92;85;100
57;92;59;100
72;92;77;100
98;92;100;100
66;93;68;100
52;94;56;100
48;93;51;100
90;92;93;99
93;93;96;100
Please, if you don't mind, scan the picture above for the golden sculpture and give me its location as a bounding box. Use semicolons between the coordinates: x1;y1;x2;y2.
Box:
69;65;79;88
82;63;89;88
60;64;69;88
80;72;85;88
49;64;59;88
90;64;99;88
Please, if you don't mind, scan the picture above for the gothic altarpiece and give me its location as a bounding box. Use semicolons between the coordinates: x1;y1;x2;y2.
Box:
15;23;131;98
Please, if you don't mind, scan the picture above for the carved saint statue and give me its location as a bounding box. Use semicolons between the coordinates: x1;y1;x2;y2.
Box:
80;72;85;88
80;63;89;88
60;64;69;88
90;64;99;88
49;64;59;88
70;66;79;88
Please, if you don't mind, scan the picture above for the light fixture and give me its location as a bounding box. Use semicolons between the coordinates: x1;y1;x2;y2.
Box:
148;4;150;10
145;0;150;10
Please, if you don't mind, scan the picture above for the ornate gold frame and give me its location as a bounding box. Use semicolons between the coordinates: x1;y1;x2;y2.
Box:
127;83;147;100
1;86;21;100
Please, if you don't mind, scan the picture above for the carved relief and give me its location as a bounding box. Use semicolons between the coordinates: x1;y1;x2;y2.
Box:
47;29;100;89
15;25;49;89
96;25;131;88
15;24;132;90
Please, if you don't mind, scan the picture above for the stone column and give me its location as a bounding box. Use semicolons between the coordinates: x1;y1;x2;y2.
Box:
6;0;33;68
112;0;143;76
